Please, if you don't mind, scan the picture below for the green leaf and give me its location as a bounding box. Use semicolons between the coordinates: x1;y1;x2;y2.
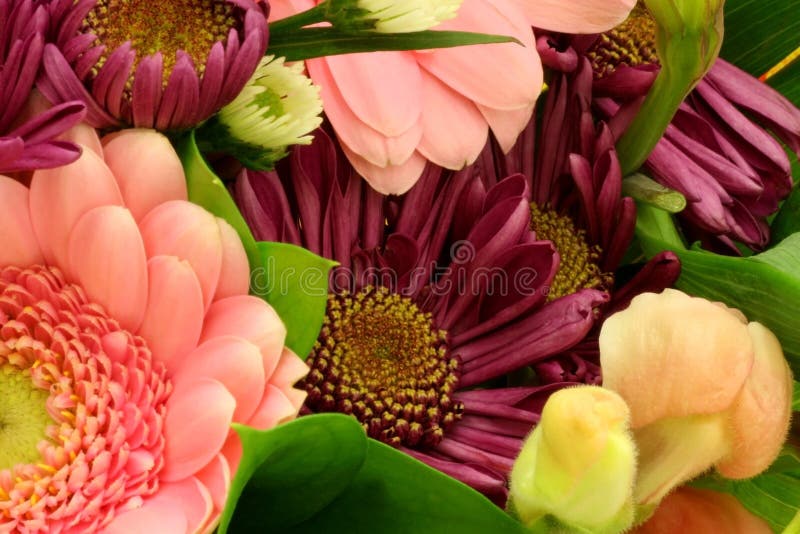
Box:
220;414;368;534
793;381;800;412
176;131;260;269
622;173;687;213
773;185;800;245
636;205;800;373
720;0;800;79
254;242;335;359
268;27;520;62
281;439;529;534
692;447;800;532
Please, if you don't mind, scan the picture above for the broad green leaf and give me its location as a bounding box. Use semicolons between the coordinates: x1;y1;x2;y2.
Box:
281;439;529;534
220;415;367;534
692;447;800;532
793;381;800;412
720;0;800;79
254;242;335;359
177;131;260;269
773;185;800;245
768;60;800;109
268;27;520;62
636;204;800;373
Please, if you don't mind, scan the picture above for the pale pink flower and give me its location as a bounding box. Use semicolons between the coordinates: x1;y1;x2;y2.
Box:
0;128;308;533
270;0;636;194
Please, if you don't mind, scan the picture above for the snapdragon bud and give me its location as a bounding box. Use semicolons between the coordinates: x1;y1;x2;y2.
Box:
325;0;462;33
509;386;637;534
600;289;793;508
197;56;323;170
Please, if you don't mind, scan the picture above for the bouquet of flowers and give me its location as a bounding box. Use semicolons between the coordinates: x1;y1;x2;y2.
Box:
1;0;798;532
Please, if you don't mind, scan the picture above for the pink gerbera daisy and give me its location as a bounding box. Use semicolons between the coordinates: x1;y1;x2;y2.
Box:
0;128;307;533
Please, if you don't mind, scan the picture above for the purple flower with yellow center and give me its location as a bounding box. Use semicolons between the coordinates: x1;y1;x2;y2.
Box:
540;5;800;252
0;0;85;173
232;81;678;501
37;0;268;131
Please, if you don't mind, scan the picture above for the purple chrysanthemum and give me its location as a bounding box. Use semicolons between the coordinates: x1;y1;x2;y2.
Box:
232;61;677;502
37;0;269;131
541;6;800;252
0;0;85;173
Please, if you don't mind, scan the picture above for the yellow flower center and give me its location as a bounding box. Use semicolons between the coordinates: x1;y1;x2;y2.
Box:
0;361;52;471
586;4;658;78
83;0;236;81
530;204;610;301
301;286;463;448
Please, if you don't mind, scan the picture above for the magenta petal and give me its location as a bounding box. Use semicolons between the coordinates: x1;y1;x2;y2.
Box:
132;53;164;128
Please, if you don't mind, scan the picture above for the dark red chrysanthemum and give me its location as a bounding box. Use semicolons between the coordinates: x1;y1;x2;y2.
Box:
0;0;85;173
38;0;269;131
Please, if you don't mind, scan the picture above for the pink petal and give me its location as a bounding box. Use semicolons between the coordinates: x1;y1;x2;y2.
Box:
151;478;213;534
324;52;422;137
508;0;636;33
247;384;298;430
340;142;427;195
195;453;231;511
201;295;286;379
174;335;266;423
478;103;536;153
67;206;148;331
269;0;315;20
212;218;250;301
103;499;188;534
138;200;223;310
307;58;422;168
29;146;123;267
270;348;309;388
137;255;204;372
415;0;540;111
60;122;103;157
0;177;43;267
161;378;235;482
416;73;488;170
102;129;188;221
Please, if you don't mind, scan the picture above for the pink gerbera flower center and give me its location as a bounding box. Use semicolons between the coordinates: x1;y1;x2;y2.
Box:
0;265;170;532
301;286;464;449
83;0;237;80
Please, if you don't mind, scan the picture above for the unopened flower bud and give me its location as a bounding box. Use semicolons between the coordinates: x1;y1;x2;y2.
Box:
326;0;462;33
600;289;793;507
198;56;323;170
509;386;637;534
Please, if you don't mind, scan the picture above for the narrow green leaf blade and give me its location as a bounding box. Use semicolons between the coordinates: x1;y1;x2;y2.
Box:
219;414;368;534
268;27;520;61
254;242;335;358
282;439;529;534
177;131;260;269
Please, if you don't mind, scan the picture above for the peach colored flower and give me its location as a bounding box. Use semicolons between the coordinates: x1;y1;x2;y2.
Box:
632;487;772;534
270;0;635;194
0;129;307;533
599;289;793;506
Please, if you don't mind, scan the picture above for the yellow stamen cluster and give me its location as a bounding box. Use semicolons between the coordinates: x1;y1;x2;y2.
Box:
586;3;658;78
83;0;236;82
530;204;610;301
302;286;463;448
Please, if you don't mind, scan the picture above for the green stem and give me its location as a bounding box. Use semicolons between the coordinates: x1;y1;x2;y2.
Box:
635;202;687;252
268;3;328;34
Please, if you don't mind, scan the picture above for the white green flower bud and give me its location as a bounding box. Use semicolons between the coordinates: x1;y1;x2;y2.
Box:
200;55;323;170
508;386;637;534
326;0;462;33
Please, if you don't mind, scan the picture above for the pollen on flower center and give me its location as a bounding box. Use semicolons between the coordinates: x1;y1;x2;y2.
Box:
0;362;51;470
530;204;610;301
301;286;464;448
83;0;236;81
586;3;658;78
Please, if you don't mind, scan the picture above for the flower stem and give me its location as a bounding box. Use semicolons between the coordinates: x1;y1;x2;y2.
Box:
269;3;328;34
